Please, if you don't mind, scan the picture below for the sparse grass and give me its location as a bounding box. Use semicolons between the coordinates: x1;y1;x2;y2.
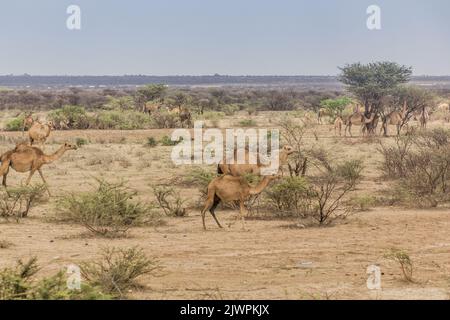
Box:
238;119;257;127
349;195;377;212
0;240;13;249
75;137;89;147
80;247;161;298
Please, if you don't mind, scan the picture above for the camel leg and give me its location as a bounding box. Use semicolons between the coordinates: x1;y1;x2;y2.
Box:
238;199;248;231
201;195;215;230
25;169;37;185
209;196;223;229
38;169;51;196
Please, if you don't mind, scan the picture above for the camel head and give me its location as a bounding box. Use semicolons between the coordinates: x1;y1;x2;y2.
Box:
281;145;295;155
47;121;55;130
62;142;78;151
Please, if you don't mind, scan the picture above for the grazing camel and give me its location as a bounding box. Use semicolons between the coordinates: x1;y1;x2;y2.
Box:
0;142;77;195
344;112;375;137
201;174;278;230
217;145;295;176
28;121;54;148
334;117;344;136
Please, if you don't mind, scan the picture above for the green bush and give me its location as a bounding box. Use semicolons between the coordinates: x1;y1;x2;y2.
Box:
80;247;160;297
145;137;158;148
0;257;111;300
160;135;183;146
75;137;89;147
57;179;156;238
5;117;25;131
49;105;91;129
265;177;312;217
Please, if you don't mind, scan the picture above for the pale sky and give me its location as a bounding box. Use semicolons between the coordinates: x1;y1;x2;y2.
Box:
1;0;449;75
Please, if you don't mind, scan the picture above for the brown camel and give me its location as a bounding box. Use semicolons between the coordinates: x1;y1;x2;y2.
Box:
217;145;294;176
381;103;408;136
419;107;429;130
334;117;344;136
0;142;77;195
179;107;192;128
28;121;54;148
22;113;35;135
201;174;278;230
143;102;161;115
317;108;327;124
344;112;375;137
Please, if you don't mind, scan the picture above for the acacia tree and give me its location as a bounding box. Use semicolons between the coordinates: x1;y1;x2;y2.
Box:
339;62;412;115
320;97;353;118
135;84;167;111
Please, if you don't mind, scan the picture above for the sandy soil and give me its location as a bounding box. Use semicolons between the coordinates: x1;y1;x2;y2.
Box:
0;118;449;300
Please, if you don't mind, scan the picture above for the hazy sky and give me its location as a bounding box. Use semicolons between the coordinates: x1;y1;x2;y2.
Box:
1;0;449;75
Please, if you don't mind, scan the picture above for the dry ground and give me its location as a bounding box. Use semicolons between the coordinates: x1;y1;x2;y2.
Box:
0;113;449;300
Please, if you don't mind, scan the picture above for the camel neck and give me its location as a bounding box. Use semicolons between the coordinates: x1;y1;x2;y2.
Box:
250;177;273;195
43;146;66;164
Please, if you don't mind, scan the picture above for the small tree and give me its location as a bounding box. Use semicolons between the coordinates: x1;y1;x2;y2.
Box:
320;97;353;118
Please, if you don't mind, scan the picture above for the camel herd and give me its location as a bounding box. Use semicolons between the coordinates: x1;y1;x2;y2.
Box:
0;101;438;229
326;103;431;137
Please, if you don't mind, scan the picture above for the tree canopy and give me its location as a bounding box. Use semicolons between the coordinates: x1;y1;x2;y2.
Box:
339;62;412;113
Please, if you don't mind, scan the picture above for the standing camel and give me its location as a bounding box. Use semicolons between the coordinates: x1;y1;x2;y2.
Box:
334;117;344;136
381;103;408;136
179;107;192;128
344;112;375;137
201;174;278;230
419;107;429;130
0;142;77;195
28;121;54;148
22;113;35;136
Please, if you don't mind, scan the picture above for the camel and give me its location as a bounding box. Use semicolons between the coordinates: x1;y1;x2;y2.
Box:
381;103;408;136
317;108;327;124
419;107;429;129
143;102;161;115
344;112;375;137
201;174;278;230
0;142;77;195
22;113;35;135
217;145;295;177
179;107;192;128
334;117;344;136
28;121;54;148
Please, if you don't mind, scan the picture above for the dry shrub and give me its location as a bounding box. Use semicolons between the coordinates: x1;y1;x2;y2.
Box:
57;179;157;238
151;111;179;128
279;119;309;177
264;158;363;226
380;129;450;207
384;248;414;283
0;185;47;222
153;186;188;217
80;247;160;298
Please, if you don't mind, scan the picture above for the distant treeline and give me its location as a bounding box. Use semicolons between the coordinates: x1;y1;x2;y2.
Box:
0;75;344;88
